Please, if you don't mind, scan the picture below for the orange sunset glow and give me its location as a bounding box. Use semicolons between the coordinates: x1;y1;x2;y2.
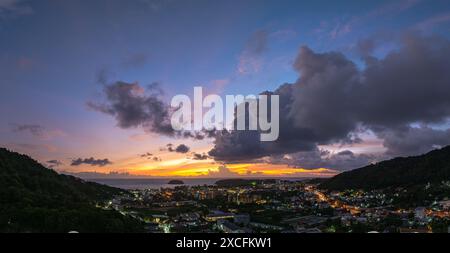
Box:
64;154;338;178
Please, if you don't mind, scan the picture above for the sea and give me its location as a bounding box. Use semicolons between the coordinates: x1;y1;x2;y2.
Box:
88;177;309;190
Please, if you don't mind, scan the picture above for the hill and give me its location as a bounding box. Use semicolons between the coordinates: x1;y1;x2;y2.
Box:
168;179;184;185
0;148;144;232
320;146;450;191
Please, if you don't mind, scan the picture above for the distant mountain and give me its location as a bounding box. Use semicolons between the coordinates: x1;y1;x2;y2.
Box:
168;179;184;185
215;178;277;187
61;171;139;179
320;146;450;191
303;178;329;184
0;148;143;232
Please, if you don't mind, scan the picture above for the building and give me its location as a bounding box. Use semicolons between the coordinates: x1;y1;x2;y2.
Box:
295;227;322;233
234;214;250;225
205;211;234;222
217;220;246;233
249;222;283;231
282;215;328;228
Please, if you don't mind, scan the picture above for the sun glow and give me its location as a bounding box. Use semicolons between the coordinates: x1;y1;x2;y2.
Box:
56;144;339;178
122;160;338;177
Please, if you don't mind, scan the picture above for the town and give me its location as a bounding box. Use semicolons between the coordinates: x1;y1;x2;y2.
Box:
101;179;450;233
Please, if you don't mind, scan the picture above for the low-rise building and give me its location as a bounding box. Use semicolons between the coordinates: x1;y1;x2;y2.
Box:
217;220;246;233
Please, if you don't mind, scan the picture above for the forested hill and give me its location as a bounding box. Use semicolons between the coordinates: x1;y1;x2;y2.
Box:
0;148;143;232
320;146;450;191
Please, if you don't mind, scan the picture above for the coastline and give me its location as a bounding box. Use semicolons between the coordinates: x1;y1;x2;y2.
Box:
87;177;314;190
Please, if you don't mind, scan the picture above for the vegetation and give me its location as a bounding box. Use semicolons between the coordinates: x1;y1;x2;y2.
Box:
0;148;144;232
320;146;450;191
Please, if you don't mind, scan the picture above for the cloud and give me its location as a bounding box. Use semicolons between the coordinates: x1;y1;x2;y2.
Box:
167;144;190;153
206;165;240;178
46;160;63;168
88;81;215;140
11;124;66;140
209;129;271;162
265;149;374;171
243;29;268;55
139;152;162;161
209;32;450;169
95;67;115;85
314;0;421;40
12;124;45;136
61;171;133;179
191;152;209;160
415;12;450;31
0;0;33;19
120;52;149;68
152;156;162;162
270;29;298;41
87;81;175;136
140;152;153;158
70;157;113;167
376;126;450;157
205;79;229;95
237;30;268;74
329;21;352;39
138;0;170;12
7;143;58;153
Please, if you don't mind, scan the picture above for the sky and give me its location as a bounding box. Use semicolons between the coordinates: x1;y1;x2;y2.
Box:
1;0;450;178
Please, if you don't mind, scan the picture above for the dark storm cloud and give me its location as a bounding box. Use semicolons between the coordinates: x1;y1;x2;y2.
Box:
87;81;175;136
209;32;450;167
336;150;354;156
289;46;362;144
88;80;217;140
71;157;112;167
209;130;268;162
265;149;374;171
376;126;450;157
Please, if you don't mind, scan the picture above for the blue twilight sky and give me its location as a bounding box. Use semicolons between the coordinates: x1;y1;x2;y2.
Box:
1;0;450;177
